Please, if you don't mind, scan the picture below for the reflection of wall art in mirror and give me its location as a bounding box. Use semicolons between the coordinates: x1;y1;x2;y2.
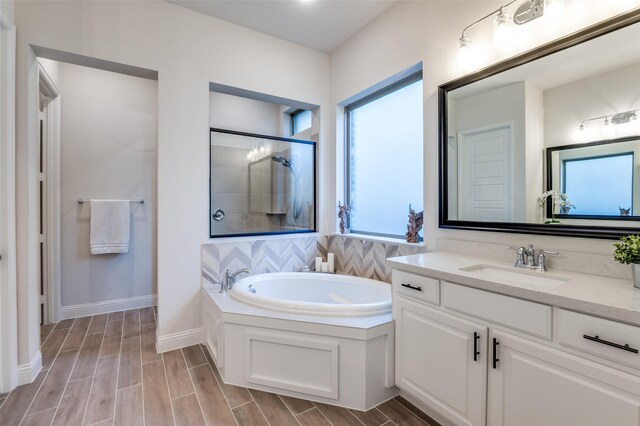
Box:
439;10;640;239
210;128;316;238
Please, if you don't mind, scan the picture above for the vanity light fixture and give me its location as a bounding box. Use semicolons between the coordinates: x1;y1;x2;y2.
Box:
457;0;562;69
494;8;514;50
579;109;639;131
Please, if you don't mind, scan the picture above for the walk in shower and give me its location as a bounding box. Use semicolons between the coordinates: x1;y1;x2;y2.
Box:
210;128;316;237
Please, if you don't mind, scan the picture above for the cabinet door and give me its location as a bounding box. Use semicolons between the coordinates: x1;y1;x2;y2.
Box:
203;300;223;368
489;330;640;426
395;296;487;426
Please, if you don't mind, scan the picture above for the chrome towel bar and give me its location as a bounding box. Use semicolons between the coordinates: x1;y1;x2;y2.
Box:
78;198;144;204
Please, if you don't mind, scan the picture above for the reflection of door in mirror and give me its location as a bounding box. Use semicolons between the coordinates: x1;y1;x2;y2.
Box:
447;81;527;223
458;123;514;222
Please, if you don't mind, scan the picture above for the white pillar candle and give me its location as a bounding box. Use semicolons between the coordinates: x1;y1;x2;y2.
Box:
321;262;329;273
315;257;322;272
327;253;335;273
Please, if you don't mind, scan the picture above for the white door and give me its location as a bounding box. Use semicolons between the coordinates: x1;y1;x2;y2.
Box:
395;296;487;426
488;330;640;426
458;124;513;221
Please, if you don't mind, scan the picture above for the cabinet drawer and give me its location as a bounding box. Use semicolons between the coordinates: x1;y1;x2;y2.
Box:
557;309;640;370
442;282;552;340
392;269;440;306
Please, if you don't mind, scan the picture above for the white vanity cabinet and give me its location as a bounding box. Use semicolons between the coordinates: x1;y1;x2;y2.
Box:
395;295;487;426
488;330;640;426
391;267;640;426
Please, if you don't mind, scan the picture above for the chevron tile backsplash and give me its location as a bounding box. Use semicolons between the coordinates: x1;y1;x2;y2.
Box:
202;234;426;285
327;235;427;282
202;235;329;285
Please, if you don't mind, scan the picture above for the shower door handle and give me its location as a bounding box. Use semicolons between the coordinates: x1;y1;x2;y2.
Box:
212;208;225;221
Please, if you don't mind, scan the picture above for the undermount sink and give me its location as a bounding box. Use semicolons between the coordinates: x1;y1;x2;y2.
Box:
459;264;569;287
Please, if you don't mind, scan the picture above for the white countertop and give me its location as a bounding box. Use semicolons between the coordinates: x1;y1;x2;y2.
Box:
387;251;640;326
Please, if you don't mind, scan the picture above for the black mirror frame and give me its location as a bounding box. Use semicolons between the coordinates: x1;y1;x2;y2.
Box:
438;9;640;240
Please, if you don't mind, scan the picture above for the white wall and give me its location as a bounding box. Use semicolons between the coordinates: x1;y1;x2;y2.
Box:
452;82;527;221
525;82;545;223
39;59;157;308
15;0;330;365
209;92;281;136
330;1;636;262
544;62;640;148
0;0;13;22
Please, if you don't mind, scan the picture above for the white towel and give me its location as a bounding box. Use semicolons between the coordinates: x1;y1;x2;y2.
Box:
90;200;131;255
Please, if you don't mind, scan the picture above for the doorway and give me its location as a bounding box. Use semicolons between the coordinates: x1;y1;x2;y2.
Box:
37;63;61;325
458;123;514;222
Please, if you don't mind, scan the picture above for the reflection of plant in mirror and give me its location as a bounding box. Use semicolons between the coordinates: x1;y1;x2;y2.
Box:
613;235;640;265
537;190;575;223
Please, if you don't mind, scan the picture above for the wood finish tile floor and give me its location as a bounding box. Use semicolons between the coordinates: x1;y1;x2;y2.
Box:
0;309;440;426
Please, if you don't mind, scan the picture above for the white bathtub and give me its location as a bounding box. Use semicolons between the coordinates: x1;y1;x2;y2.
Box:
230;272;391;317
202;271;397;410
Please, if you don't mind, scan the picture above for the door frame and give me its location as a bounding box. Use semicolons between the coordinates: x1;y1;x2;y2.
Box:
37;63;61;324
0;8;18;393
457;121;515;221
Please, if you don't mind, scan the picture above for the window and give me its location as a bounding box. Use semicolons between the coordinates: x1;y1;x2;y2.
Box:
346;72;423;237
562;153;633;216
291;109;312;136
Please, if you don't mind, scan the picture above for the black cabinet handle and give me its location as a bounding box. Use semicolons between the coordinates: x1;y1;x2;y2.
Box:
401;283;422;292
492;338;500;369
583;334;638;354
473;332;480;362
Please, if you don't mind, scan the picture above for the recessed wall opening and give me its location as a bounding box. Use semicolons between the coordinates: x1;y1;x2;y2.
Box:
208;85;319;237
34;51;158;329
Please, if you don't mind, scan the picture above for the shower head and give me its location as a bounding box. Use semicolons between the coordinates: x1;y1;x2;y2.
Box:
271;154;291;168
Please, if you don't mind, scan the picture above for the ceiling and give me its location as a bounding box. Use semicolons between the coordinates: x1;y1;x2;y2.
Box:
165;0;399;53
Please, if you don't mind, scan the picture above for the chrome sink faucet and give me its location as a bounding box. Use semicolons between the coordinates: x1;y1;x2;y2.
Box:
508;245;559;272
220;268;250;293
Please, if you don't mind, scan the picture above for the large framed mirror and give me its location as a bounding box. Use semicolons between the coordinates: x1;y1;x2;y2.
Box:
210;128;316;237
439;10;640;239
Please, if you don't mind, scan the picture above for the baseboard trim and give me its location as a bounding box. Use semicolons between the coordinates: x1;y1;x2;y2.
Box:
156;328;203;353
18;351;42;386
60;295;157;319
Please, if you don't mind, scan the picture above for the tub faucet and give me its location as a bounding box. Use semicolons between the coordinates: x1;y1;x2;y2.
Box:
220;268;250;293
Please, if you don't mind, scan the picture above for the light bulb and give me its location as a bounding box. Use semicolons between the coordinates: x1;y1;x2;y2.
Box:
602;117;615;139
545;0;565;22
457;35;476;71
494;9;513;51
